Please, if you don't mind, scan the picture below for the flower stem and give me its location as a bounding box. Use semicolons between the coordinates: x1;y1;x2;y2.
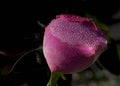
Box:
8;46;42;74
47;72;61;86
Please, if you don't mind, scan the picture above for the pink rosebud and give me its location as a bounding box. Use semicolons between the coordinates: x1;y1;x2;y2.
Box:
43;14;107;74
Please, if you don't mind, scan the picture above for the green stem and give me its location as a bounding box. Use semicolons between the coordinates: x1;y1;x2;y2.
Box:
8;46;42;74
47;72;61;86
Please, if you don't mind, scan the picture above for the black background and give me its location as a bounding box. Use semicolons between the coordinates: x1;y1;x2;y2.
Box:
0;0;120;86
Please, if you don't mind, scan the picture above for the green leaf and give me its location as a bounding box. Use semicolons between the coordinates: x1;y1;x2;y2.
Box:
47;72;61;86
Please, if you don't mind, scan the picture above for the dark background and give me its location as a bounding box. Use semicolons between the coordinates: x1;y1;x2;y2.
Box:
0;0;120;86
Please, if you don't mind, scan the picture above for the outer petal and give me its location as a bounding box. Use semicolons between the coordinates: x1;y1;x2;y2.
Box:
43;14;107;74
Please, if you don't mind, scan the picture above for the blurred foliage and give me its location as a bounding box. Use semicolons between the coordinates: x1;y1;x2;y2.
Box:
117;46;120;62
72;69;120;86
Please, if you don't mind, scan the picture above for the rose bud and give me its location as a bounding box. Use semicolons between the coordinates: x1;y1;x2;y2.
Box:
43;14;107;74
